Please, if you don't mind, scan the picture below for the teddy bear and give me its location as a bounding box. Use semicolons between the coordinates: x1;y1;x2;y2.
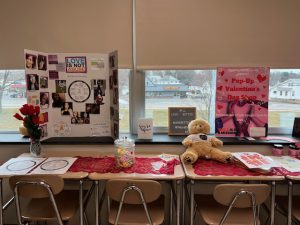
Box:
182;118;232;164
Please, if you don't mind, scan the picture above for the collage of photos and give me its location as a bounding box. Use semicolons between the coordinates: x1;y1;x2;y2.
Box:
25;50;119;139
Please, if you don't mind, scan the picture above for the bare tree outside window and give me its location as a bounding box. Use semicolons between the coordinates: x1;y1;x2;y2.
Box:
0;70;27;131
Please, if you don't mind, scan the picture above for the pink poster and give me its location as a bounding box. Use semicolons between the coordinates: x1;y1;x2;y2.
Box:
215;67;270;137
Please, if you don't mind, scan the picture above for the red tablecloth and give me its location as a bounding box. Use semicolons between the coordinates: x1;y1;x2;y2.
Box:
193;159;283;176
69;156;180;175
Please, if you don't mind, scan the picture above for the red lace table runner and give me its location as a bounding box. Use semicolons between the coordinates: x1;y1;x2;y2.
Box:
193;159;283;176
273;167;300;176
69;156;180;175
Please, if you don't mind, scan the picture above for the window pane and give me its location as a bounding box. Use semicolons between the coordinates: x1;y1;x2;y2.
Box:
269;69;300;128
0;70;27;131
145;70;216;128
118;69;130;132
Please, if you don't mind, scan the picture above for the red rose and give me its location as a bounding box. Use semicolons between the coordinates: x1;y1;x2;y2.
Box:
19;106;28;115
13;113;24;121
34;106;40;115
28;105;35;116
32;116;40;125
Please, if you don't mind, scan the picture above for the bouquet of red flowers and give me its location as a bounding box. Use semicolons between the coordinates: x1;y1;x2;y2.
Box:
14;104;42;140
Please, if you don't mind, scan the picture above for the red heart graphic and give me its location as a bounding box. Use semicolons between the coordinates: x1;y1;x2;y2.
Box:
225;79;228;82
257;74;267;83
258;107;262;111
217;105;223;110
217;86;223;91
263;85;266;89
261;94;266;98
219;71;225;76
257;88;260;91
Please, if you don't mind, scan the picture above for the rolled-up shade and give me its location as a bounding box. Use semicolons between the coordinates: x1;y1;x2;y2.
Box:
0;0;132;69
136;0;300;69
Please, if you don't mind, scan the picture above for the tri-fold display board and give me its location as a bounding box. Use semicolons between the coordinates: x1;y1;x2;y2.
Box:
25;49;119;141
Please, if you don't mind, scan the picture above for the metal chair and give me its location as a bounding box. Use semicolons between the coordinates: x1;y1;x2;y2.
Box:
9;175;80;225
105;179;165;225
195;184;270;225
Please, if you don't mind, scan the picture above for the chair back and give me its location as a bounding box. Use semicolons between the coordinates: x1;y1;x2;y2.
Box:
9;175;64;198
213;184;270;208
106;179;161;204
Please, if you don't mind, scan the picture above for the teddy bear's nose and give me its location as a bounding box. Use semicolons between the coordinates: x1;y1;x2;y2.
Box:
186;158;191;163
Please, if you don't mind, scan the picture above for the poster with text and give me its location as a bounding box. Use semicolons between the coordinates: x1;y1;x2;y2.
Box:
215;67;269;137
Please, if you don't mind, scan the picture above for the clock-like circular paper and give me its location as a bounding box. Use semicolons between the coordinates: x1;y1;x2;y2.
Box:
68;80;91;103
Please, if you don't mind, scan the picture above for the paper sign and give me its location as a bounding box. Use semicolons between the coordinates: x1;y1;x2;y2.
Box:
215;67;270;137
232;152;279;170
270;156;300;172
65;57;87;73
30;157;77;174
138;118;153;139
0;157;46;175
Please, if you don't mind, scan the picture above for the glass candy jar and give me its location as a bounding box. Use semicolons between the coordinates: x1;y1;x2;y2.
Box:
288;144;300;158
114;137;135;168
271;144;284;156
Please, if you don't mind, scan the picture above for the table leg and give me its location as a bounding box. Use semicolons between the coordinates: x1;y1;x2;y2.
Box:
270;181;275;225
182;180;185;225
190;180;194;225
176;180;181;225
0;178;3;225
79;180;83;225
169;181;173;225
288;180;293;225
95;181;99;225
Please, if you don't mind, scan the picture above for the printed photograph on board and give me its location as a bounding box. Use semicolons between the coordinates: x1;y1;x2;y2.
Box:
55;80;66;93
37;55;47;71
26;74;39;91
40;92;49;109
52;93;65;108
25;54;37;69
61;102;73;116
40;76;48;88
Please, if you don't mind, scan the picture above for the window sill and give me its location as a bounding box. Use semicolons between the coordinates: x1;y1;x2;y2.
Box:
0;133;299;145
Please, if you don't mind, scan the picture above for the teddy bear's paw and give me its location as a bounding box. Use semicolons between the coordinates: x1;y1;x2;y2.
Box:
182;152;197;164
182;139;193;147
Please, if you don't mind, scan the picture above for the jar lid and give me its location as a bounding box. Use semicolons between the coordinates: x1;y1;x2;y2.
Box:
114;136;135;147
273;144;283;149
289;144;299;150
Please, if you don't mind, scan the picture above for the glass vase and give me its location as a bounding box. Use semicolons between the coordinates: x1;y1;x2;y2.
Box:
30;139;41;157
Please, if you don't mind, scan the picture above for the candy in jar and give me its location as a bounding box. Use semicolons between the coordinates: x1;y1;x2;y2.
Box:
114;137;135;168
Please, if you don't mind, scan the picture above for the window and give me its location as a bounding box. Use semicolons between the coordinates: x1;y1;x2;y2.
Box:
0;70;27;131
145;70;216;130
269;69;300;130
119;70;130;132
0;69;130;132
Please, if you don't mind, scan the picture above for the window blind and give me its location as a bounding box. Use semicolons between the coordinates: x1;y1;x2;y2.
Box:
0;0;132;69
136;0;300;69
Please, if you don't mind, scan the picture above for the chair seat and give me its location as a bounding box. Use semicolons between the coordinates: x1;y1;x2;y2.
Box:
109;195;165;225
21;190;79;221
195;195;260;225
276;196;300;220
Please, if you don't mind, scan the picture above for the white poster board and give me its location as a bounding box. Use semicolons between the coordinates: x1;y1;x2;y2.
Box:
25;49;119;140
